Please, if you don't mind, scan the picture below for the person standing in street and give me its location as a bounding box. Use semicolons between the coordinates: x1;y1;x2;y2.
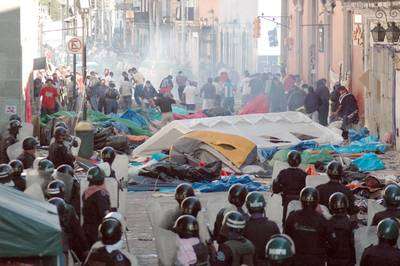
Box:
40;79;59;115
304;86;321;122
287;84;307;111
269;77;287;112
104;82;119;115
97;78;108;113
119;72;133;111
47;126;75;168
154;92;176;127
200;78;216;110
333;86;359;131
142;80;158;109
315;79;330;126
17;137;39;169
183;81;197;112
132;67;145;106
371;184;400;225
160;75;174;95
240;71;252;106
222;78;235;114
176;70;188;103
0;120;22;164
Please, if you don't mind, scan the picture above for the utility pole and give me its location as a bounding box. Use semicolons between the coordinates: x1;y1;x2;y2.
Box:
73;0;77;101
82;10;88;121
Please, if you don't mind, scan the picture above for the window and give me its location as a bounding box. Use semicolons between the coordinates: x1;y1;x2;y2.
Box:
176;0;195;21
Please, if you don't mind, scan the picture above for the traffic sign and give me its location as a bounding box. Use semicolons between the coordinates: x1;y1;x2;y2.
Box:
67;37;83;54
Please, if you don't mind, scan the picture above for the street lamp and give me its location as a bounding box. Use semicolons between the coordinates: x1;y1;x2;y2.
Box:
386;22;400;43
371;22;386;42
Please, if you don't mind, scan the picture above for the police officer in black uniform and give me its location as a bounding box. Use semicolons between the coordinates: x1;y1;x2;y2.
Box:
9;159;26;191
181;196;202;217
48;191;89;262
211;211;255;266
84;217;131;265
47;126;75;168
0;163;12;185
316;161;359;219
284;187;333;266
243;192;280;265
101;146;116;178
37;159;55;195
54;164;81;217
265;234;295;266
0;120;22;164
272;150;307;225
372;184;400;226
173;215;209;265
82;166;111;247
360;218;400;266
161;183;195;230
327;192;355;266
214;184;248;244
17;137;39;169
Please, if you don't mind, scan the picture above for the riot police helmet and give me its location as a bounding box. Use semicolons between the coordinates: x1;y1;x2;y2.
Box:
328;192;349;214
87;166;105;184
99;217;123;245
55;121;68;129
54;126;68;143
245;191;266;214
9;160;24;178
300;187;319;209
9;119;22;132
377;218;399;245
173;214;200;238
175;183;195;204
9;114;21;122
287;150;301;167
383;184;400;207
38;159;55;175
326;161;343;180
0;164;12;184
265;234;295;263
181;196;202;217
101;146;116;165
22;137;39;150
46;179;66;199
48;197;66;214
55;164;74;179
223;211;246;234
228;183;248;208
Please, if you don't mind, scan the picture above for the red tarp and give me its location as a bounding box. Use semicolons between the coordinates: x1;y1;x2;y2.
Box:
173;111;208;120
239;94;269;115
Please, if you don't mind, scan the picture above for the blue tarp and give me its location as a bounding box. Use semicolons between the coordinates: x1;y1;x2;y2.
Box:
290;140;319;151
333;135;388;154
120;109;149;128
352;153;385;172
258;147;279;162
349;127;370;141
192;175;267;193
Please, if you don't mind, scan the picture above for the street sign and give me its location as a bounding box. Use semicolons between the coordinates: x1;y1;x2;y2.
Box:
67;37;83;54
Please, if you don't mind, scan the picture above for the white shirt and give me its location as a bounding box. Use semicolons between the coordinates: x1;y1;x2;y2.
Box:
183;85;197;105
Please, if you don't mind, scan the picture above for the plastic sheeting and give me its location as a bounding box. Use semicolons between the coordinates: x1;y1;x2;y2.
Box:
333;136;388;154
0;185;62;257
192;175;266;193
352;153;385;172
120;109;149;129
238;94;269;115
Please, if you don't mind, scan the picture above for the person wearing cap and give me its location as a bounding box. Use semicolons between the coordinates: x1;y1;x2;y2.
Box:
82;166;111;247
0;120;22;164
39;78;59;115
360;218;400;266
17;137;39;169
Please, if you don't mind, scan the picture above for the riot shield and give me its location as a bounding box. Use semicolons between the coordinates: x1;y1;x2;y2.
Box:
53;171;74;202
98;162;111;177
286;200;332;220
354;226;377;262
25;183;45;202
265;193;283;228
19;122;34;141
306;174;330;188
367;199;385;226
202;192;229;230
272;161;289;180
112;154;129;181
7;141;23;161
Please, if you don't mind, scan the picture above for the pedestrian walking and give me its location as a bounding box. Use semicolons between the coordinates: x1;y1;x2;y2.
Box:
119;72;132;111
40;79;59;115
104;82;119;115
132;67;145;106
287;84;307;111
176;70;188;103
269;77;286;112
315;79;330;126
183;81;197;112
200;78;216;110
304;86;321;122
155;93;176;127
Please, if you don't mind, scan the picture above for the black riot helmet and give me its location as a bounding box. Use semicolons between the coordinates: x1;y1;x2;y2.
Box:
245;191;266;214
175;183;195;204
22;137;39;150
48;197;67;214
265;234;296;264
87;166;105;185
46;180;66;199
9;119;22;134
326;161;343;180
9;160;24;178
54;126;68;143
38;159;55;175
55;121;68;129
328;192;349;214
181;197;202;217
377;218;399;246
228;184;248;208
287;150;301;167
300;187;319;210
9;114;21;122
55;164;74;179
0;164;12;184
101;146;116;165
173;214;200;239
99;217;123;245
383;184;400;207
223;211;246;234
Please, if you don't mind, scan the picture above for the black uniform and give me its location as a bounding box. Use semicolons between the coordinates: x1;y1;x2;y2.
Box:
316;181;358;215
13;174;26;191
47;142;75;168
160;205;181;230
0;133;17;164
327;214;355;266
61;203;89;262
212;235;255;266
272;168;307;223
82;188;111;246
284;208;332;266
214;207;249;244
243;214;280;265
17;152;36;169
360;242;400;266
371;208;400;226
84;246;131;266
69;178;81;218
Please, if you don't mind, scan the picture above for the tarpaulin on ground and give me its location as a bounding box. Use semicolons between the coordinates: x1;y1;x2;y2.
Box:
333;135;388;154
239;94;269;115
120;109;149;128
349;127;370;142
352;153;385;172
290;140;319;151
192;175;266;193
301;150;333;164
173;111;208;120
0;185;62;257
258;147;279;162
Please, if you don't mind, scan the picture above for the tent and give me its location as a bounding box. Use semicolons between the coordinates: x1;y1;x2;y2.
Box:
132;112;343;157
0;185;62;258
170;131;257;172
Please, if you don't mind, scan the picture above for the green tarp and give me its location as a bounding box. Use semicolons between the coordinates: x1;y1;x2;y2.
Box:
0;185;62;257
